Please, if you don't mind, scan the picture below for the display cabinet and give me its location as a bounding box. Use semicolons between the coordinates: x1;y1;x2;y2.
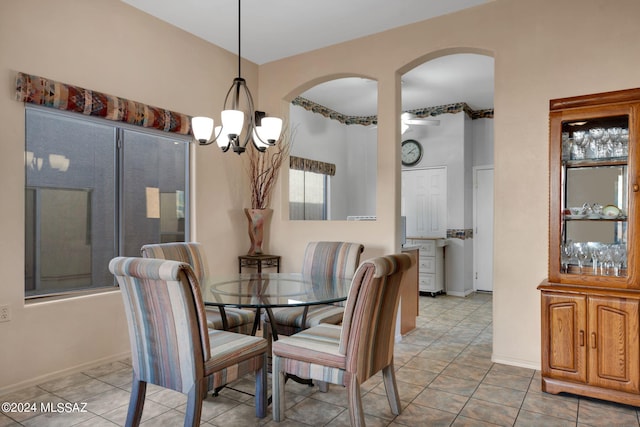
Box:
539;88;640;406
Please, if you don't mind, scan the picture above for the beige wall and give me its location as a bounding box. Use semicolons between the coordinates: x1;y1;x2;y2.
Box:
259;0;640;368
0;0;254;391
2;0;640;392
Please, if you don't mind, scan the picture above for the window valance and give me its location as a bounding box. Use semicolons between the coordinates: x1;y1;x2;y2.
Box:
289;155;336;176
15;72;191;135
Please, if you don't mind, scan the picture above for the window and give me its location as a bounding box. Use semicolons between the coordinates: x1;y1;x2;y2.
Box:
25;107;190;298
289;169;328;220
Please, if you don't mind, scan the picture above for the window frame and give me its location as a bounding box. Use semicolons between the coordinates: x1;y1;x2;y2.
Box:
24;105;192;300
289;168;329;220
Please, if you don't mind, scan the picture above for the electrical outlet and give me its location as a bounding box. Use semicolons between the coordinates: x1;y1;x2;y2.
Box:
0;305;10;323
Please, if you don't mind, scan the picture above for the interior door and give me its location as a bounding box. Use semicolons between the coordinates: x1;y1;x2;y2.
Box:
474;167;494;291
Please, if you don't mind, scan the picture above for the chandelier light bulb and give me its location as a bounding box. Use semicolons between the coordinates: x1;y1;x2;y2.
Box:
260;117;283;143
214;126;227;149
252;126;269;149
221;109;244;137
192;116;214;143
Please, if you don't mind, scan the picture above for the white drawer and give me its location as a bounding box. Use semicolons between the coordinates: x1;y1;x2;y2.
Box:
419;274;436;292
411;240;436;256
419;257;436;273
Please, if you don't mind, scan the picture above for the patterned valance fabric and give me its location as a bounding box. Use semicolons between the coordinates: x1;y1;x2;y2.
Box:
289;156;336;176
447;228;474;240
292;97;377;126
406;103;494;120
292;96;494;126
15;72;191;135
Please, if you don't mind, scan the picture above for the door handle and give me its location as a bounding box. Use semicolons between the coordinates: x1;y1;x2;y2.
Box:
634;184;639;192
579;330;585;347
591;332;597;349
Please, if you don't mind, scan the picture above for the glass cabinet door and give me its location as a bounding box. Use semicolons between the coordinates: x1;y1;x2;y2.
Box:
555;113;631;282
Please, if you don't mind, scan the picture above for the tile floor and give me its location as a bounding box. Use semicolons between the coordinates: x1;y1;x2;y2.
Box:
2;292;640;426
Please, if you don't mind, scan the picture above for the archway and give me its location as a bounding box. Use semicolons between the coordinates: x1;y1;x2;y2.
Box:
399;51;495;299
286;75;379;221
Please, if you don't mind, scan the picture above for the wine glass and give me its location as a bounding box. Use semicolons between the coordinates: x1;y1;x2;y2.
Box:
561;242;574;273
610;245;626;277
621;128;630;156
573;242;590;274
602;245;615;276
609;127;623;157
595;245;609;276
572;130;587;159
589;127;606;158
587;242;601;275
562;132;572;160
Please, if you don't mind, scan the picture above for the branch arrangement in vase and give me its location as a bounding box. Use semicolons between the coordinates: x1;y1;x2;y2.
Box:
245;126;293;210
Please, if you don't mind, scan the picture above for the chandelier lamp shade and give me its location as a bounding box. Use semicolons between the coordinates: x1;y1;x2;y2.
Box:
191;0;282;154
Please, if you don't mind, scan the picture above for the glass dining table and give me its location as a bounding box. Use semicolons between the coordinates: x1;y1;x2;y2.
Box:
201;273;351;341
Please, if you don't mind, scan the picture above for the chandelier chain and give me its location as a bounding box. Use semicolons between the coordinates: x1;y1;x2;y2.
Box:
237;0;241;79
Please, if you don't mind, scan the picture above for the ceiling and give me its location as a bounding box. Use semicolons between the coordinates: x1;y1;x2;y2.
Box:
122;0;494;116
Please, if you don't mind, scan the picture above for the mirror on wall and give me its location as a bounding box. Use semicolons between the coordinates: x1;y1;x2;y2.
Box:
288;77;378;221
564;165;627;244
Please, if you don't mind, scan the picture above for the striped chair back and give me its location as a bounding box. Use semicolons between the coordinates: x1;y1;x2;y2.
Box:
141;242;256;335
301;241;364;280
338;253;413;384
140;242;210;284
109;257;210;394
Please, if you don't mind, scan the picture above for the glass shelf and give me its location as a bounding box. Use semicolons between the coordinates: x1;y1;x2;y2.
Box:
563;217;627;222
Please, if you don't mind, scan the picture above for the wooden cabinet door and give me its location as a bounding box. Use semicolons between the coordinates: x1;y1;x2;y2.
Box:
587;296;640;393
542;293;587;383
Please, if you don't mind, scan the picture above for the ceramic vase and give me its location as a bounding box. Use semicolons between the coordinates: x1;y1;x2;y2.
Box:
244;208;272;255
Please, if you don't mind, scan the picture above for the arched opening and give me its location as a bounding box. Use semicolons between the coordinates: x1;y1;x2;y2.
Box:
399;50;495;311
287;76;378;221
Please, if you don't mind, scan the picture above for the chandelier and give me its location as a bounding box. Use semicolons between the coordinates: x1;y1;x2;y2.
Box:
191;0;282;154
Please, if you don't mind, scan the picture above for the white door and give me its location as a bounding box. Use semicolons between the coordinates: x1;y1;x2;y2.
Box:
474;167;494;292
402;167;447;238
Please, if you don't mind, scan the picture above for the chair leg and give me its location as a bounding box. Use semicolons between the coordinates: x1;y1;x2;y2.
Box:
272;355;287;422
184;380;205;427
263;321;272;340
255;353;267;418
346;376;365;427
125;376;146;427
382;364;401;415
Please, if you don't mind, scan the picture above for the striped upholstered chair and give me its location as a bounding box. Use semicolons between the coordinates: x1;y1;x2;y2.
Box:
141;242;255;334
271;253;414;426
264;241;364;338
109;257;268;426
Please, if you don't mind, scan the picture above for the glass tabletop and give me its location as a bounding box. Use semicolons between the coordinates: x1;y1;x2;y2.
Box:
202;273;351;308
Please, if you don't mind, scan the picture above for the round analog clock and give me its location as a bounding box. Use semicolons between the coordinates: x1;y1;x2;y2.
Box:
401;139;423;166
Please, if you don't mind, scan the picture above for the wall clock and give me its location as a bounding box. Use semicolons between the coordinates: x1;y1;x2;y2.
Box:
401;139;423;166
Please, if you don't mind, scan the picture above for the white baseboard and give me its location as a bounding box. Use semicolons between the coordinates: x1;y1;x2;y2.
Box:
445;289;475;297
0;351;131;397
491;354;540;371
